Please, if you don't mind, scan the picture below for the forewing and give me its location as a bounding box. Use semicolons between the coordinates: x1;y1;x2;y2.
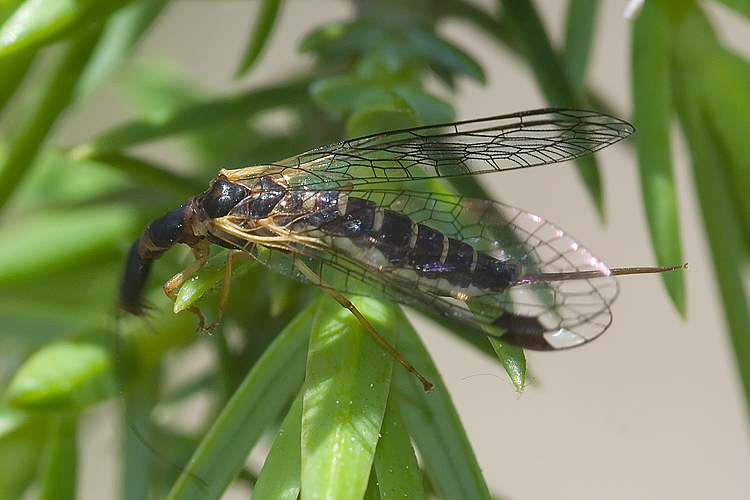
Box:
210;189;619;350
226;108;633;189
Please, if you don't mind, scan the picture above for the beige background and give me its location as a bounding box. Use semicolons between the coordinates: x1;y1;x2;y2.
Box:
68;1;750;498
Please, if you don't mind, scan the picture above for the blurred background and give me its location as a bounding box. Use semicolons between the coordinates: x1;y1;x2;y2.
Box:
1;1;749;499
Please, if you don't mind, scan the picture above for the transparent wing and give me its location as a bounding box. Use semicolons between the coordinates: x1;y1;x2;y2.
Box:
223;108;633;189
210;189;619;350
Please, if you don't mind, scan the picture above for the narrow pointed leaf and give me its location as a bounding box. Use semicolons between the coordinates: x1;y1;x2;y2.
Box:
373;394;425;500
631;0;686;315
564;0;599;95
670;2;750;419
165;304;311;500
251;391;303;500
499;0;604;216
80;80;311;155
0;30;100;213
235;0;283;76
390;317;492;500
700;49;750;251
0;0;125;56
301;297;395;500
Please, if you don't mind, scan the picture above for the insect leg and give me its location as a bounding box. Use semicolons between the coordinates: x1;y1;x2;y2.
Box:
164;240;212;331
290;256;434;392
201;251;239;334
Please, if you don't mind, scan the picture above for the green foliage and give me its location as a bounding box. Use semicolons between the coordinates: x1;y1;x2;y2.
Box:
0;0;747;499
631;0;750;404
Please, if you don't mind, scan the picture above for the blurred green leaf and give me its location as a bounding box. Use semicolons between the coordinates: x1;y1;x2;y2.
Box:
700;50;750;250
408;28;486;84
0;29;100;213
669;0;750;411
6;341;116;410
75;0;170;99
564;0;599;96
0;408;46;498
310;75;392;115
235;0;283;76
121;365;159;500
499;0;604;216
0;0;127;56
37;416;77;500
0;204;135;286
393;84;455;124
0;49;35;112
79;79;311;156
631;0;686;315
299;20;364;56
347;106;419;137
713;0;750;22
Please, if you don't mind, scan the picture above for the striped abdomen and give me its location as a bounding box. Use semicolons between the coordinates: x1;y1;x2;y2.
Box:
281;191;520;297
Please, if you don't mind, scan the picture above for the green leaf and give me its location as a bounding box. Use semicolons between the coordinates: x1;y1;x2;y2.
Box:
299;20;367;56
488;338;526;392
700;50;750;251
391;323;492;500
631;0;686;315
347;106;419;138
373;393;425;499
0;0;126;56
6;341;116;410
37;416;77;500
251;391;303;500
564;0;600;96
0;408;46;498
121;365;159;500
670;1;750;420
75;0;170;99
674;84;750;429
500;0;575;106
393;84;455;124
173;250;235;314
301;297;395;500
310;75;391;115
499;0;604;216
408;28;486;84
713;0;750;22
235;0;283;76
0;29;100;213
0;49;35;112
0;204;136;287
164;301;311;500
78;80;311;155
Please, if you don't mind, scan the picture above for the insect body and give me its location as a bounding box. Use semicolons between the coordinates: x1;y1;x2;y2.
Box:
120;108;683;387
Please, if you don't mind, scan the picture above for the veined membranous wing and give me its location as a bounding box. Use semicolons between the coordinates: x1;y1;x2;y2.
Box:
225;108;634;189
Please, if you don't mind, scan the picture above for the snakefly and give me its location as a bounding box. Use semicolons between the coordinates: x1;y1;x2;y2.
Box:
119;108;684;391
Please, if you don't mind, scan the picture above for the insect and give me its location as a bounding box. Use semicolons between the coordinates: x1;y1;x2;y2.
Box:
119;108;684;391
